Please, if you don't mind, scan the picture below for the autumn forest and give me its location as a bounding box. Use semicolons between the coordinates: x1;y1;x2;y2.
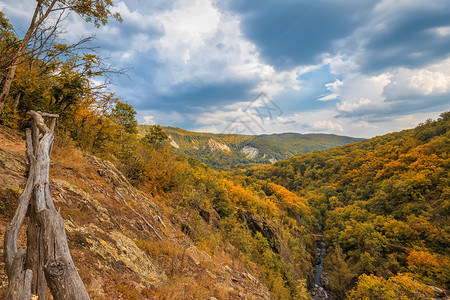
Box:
0;2;449;299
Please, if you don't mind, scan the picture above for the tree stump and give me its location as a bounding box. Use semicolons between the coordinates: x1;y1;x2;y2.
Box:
4;111;90;299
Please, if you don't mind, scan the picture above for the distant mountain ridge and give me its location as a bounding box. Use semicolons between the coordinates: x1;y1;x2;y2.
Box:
138;125;364;168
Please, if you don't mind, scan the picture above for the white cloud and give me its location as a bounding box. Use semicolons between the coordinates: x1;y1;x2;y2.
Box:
318;79;343;101
311;120;344;132
325;72;391;115
141;0;303;97
112;2;161;31
384;59;450;99
0;0;34;30
143;115;156;125
326;55;358;75
193;107;348;136
435;26;450;36
337;97;372;112
136;110;186;126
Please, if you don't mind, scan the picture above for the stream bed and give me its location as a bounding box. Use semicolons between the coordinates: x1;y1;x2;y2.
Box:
310;240;330;300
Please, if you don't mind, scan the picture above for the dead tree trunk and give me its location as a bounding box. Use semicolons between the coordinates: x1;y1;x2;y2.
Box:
4;111;90;300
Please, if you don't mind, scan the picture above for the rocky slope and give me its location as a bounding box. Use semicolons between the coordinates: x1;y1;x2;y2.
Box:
0;125;273;299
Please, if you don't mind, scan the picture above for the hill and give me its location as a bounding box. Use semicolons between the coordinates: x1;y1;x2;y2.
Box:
245;111;450;298
138;125;364;169
0;124;314;299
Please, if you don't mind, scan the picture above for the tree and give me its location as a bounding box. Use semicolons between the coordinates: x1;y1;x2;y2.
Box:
348;273;433;300
141;125;168;147
0;0;121;114
325;245;354;298
111;101;138;134
0;12;18;81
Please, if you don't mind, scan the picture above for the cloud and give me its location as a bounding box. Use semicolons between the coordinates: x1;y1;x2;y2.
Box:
97;0;306;114
221;0;377;69
143;79;256;111
384;58;450;99
339;0;450;73
322;57;450;123
2;0;449;139
143;115;156;125
324;72;391;116
136;110;187;127
310;120;344;132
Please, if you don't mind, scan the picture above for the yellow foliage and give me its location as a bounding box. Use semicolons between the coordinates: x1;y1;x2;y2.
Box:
348;273;434;300
407;250;450;286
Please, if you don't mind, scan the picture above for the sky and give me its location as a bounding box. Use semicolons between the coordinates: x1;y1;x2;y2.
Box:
1;0;450;138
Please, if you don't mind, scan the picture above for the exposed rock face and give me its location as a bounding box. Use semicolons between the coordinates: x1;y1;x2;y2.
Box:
208;138;230;152
243;211;300;277
241;146;259;159
168;135;180;148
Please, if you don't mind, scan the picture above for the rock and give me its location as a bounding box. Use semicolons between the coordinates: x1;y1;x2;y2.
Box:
168;135;180;148
241;146;259;159
84;227;165;285
244;212;282;254
208;139;230;152
199;208;211;223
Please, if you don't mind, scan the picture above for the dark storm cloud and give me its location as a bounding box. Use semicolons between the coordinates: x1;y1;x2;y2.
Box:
355;1;450;73
221;0;450;73
220;0;377;69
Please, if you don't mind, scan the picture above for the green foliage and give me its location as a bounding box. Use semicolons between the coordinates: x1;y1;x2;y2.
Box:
141;125;168;148
111;101;137;134
325;245;355;298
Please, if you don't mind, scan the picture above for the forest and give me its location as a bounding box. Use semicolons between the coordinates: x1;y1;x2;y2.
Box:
1;3;449;299
245;112;450;298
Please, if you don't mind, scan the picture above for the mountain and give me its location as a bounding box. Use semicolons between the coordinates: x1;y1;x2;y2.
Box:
138;125;364;168
244;111;450;298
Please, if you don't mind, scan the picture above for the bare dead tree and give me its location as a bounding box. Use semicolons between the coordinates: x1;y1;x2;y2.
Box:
4;111;89;300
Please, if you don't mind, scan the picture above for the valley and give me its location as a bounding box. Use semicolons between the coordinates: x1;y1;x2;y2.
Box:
1;112;448;299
